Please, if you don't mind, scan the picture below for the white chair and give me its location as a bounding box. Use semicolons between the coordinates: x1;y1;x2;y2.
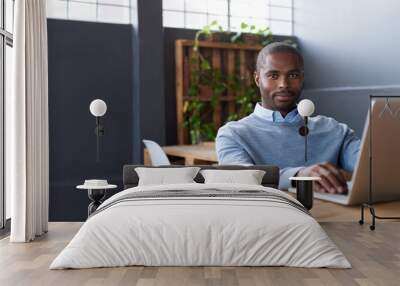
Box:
142;139;171;166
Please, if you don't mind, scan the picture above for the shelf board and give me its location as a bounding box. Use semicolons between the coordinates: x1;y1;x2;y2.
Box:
183;96;237;102
177;39;263;51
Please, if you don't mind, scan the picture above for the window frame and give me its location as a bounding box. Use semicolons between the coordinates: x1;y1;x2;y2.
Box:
0;0;13;230
162;0;294;35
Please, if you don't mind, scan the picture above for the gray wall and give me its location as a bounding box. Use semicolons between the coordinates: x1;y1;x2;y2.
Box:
294;0;400;137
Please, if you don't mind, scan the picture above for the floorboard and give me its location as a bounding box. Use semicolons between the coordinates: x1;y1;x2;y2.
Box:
1;200;399;286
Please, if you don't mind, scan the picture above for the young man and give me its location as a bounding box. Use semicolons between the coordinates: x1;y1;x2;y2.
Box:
216;42;360;194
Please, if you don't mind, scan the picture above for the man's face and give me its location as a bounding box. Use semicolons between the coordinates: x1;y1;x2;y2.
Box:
254;52;304;114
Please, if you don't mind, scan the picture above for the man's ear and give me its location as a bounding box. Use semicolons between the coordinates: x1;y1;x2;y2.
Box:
254;71;260;87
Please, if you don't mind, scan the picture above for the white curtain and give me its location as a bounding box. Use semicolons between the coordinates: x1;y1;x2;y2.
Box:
7;0;49;242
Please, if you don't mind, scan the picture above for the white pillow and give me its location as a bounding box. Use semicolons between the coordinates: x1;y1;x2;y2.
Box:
135;167;201;186
200;169;266;185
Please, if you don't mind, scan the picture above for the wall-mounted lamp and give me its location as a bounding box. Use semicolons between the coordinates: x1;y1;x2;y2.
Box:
298;99;315;162
89;99;107;162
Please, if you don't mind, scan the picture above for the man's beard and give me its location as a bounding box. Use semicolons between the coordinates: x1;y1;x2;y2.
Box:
271;91;301;111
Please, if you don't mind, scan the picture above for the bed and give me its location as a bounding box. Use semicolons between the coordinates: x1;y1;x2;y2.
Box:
50;165;350;269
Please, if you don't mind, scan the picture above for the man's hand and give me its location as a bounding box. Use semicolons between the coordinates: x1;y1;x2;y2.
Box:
297;162;349;194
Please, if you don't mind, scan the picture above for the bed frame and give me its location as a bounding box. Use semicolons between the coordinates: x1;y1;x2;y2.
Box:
123;165;280;190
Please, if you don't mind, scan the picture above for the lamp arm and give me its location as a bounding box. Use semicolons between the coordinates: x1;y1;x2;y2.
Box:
94;117;105;137
94;116;105;162
96;117;100;136
304;116;308;162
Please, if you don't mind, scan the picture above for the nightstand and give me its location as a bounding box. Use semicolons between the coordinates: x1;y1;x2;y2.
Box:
77;181;117;217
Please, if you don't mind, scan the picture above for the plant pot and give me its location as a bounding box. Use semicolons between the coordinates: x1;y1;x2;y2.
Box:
201;32;229;43
242;33;262;45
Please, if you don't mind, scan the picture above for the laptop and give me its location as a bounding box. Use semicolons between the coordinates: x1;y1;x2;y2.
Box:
289;97;400;205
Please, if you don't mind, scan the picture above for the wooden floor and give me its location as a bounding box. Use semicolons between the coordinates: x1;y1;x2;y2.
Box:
1;200;400;286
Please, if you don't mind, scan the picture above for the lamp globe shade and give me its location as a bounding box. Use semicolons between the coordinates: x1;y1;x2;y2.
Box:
298;99;315;117
89;99;107;117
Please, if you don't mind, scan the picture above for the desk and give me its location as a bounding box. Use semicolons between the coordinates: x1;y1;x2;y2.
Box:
144;142;217;165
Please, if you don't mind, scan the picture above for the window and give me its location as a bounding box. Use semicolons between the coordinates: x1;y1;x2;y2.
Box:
1;0;14;229
163;0;293;35
46;0;132;24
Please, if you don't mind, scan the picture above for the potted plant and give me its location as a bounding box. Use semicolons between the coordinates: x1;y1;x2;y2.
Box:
231;22;273;45
184;21;272;144
194;21;228;52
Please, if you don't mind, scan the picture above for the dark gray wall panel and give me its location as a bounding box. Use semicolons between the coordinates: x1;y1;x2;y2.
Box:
48;19;133;221
131;0;165;162
164;28;197;145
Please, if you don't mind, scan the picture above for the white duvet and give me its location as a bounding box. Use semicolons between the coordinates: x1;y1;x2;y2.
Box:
50;183;351;269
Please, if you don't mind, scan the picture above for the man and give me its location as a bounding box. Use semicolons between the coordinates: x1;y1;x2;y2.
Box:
216;42;360;194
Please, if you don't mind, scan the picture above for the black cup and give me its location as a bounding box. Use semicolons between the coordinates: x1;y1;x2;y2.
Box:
295;180;314;210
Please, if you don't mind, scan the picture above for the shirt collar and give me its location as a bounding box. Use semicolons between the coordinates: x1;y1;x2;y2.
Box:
254;103;300;123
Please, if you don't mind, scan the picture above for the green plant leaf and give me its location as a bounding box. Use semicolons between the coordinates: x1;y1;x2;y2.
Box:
231;32;242;43
195;30;202;41
200;59;211;70
210;20;218;26
188;85;198;97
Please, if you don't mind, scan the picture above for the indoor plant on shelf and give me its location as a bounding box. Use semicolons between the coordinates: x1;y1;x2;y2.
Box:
226;75;259;122
184;21;271;144
231;22;273;45
184;58;227;144
185;21;228;144
194;20;228;51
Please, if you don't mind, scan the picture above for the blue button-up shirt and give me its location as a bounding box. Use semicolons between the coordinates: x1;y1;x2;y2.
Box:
216;103;360;189
253;103;301;123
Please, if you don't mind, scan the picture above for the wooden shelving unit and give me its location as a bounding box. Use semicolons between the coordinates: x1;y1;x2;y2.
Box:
175;39;263;144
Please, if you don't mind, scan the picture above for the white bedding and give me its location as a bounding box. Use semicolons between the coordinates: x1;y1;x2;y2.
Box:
50;183;351;269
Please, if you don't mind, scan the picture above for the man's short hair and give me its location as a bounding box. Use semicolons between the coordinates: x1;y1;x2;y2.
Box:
256;42;304;71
